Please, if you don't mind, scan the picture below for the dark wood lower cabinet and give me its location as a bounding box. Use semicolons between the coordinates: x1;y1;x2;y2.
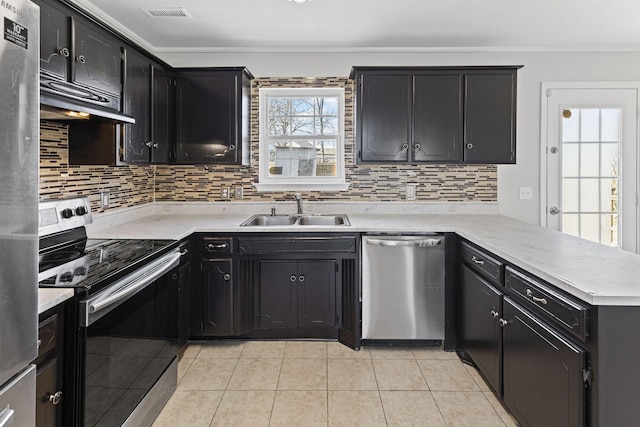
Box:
460;265;502;393
259;260;336;329
202;259;234;335
502;297;586;427
35;309;64;427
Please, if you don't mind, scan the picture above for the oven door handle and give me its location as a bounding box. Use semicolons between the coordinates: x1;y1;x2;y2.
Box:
80;250;181;326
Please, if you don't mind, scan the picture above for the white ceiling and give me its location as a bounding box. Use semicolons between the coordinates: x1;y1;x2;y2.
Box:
68;0;640;53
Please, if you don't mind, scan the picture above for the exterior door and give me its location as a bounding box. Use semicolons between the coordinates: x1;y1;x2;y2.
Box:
543;86;638;252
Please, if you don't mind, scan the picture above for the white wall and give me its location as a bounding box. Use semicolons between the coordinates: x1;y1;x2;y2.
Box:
158;50;640;225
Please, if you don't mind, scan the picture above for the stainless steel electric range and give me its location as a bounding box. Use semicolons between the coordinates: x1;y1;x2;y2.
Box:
38;197;185;427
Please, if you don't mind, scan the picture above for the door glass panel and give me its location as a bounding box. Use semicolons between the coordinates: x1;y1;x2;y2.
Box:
562;144;580;177
579;144;599;176
580;109;600;142
562;213;580;237
561;107;620;246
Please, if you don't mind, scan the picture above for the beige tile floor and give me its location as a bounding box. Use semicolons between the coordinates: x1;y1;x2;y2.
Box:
152;341;519;427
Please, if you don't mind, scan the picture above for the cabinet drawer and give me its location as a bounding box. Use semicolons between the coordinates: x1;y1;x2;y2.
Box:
202;237;233;255
37;313;58;362
461;242;503;284
238;236;357;254
505;266;589;341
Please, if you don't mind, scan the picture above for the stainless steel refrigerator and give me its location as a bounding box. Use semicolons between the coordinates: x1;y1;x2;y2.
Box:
0;0;40;425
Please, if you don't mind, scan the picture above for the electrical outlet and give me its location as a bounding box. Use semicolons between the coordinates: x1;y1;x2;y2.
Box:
221;188;230;199
234;187;244;199
519;186;533;200
406;183;417;200
100;191;110;208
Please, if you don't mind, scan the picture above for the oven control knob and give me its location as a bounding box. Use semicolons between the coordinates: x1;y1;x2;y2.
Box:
61;208;74;219
75;206;88;216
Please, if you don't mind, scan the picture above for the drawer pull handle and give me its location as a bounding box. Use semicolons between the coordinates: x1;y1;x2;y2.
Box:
290;275;297;282
49;391;62;405
208;243;228;250
471;256;485;265
526;289;548;305
490;310;499;318
498;318;508;327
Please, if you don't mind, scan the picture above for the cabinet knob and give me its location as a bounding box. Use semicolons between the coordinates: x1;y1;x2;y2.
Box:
298;275;305;282
490;310;499;318
76;55;86;64
48;391;62;405
223;273;231;281
59;47;70;57
145;141;160;149
498;318;508;327
414;143;421;150
229;144;236;151
290;275;297;282
402;143;409;150
466;143;474;149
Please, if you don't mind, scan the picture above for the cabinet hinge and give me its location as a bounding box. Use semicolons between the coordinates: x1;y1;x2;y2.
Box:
546;89;552;97
582;367;592;387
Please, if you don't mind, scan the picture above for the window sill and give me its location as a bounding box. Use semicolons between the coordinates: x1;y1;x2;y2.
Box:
253;182;350;192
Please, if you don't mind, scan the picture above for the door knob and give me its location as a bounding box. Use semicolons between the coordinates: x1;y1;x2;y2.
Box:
549;206;561;215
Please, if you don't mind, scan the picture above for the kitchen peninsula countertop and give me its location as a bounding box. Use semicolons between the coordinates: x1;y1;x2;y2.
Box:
84;208;640;307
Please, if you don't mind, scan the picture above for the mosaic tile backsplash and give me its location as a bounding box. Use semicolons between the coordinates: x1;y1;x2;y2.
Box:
39;77;497;211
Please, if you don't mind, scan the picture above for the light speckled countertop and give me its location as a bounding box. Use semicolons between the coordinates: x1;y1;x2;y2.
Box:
83;207;640;306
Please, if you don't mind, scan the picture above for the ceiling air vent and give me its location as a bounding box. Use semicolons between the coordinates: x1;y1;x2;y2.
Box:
141;7;192;19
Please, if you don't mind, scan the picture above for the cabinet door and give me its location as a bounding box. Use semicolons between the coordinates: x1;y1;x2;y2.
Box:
122;49;150;163
202;259;234;336
502;298;585;427
36;358;60;427
37;0;70;80
259;261;298;328
413;74;463;162
178;249;191;346
72;19;122;96
460;265;502;393
357;73;411;162
175;72;238;163
464;73;516;163
297;261;336;328
151;66;173;163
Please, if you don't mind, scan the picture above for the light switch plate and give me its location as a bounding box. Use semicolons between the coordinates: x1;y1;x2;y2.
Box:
234;187;244;199
519;187;533;200
406;183;417;200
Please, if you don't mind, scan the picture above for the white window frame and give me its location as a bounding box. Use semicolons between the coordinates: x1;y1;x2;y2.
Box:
254;87;349;192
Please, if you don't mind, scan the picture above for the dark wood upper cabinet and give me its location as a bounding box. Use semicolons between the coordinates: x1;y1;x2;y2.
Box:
72;19;122;97
122;49;174;164
464;72;516;163
122;49;151;163
151;66;174;163
38;0;70;81
175;68;253;165
413;73;463;162
358;73;411;162
352;66;521;164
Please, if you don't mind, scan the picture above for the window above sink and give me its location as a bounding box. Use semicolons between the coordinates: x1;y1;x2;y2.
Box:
254;87;349;192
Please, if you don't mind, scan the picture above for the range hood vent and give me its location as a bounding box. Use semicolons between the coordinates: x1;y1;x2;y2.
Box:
40;92;135;125
142;7;191;19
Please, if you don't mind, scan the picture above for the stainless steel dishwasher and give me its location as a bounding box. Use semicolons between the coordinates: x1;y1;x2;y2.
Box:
362;235;445;340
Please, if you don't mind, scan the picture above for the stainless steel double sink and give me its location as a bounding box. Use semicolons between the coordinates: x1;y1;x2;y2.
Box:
241;214;350;227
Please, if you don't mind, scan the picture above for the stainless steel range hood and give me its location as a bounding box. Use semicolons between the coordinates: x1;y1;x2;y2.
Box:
40;87;135;124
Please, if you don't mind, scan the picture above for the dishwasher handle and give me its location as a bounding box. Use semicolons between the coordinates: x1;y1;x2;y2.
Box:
365;238;442;247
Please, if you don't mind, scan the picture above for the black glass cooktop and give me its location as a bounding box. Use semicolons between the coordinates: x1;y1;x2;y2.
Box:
38;238;178;294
